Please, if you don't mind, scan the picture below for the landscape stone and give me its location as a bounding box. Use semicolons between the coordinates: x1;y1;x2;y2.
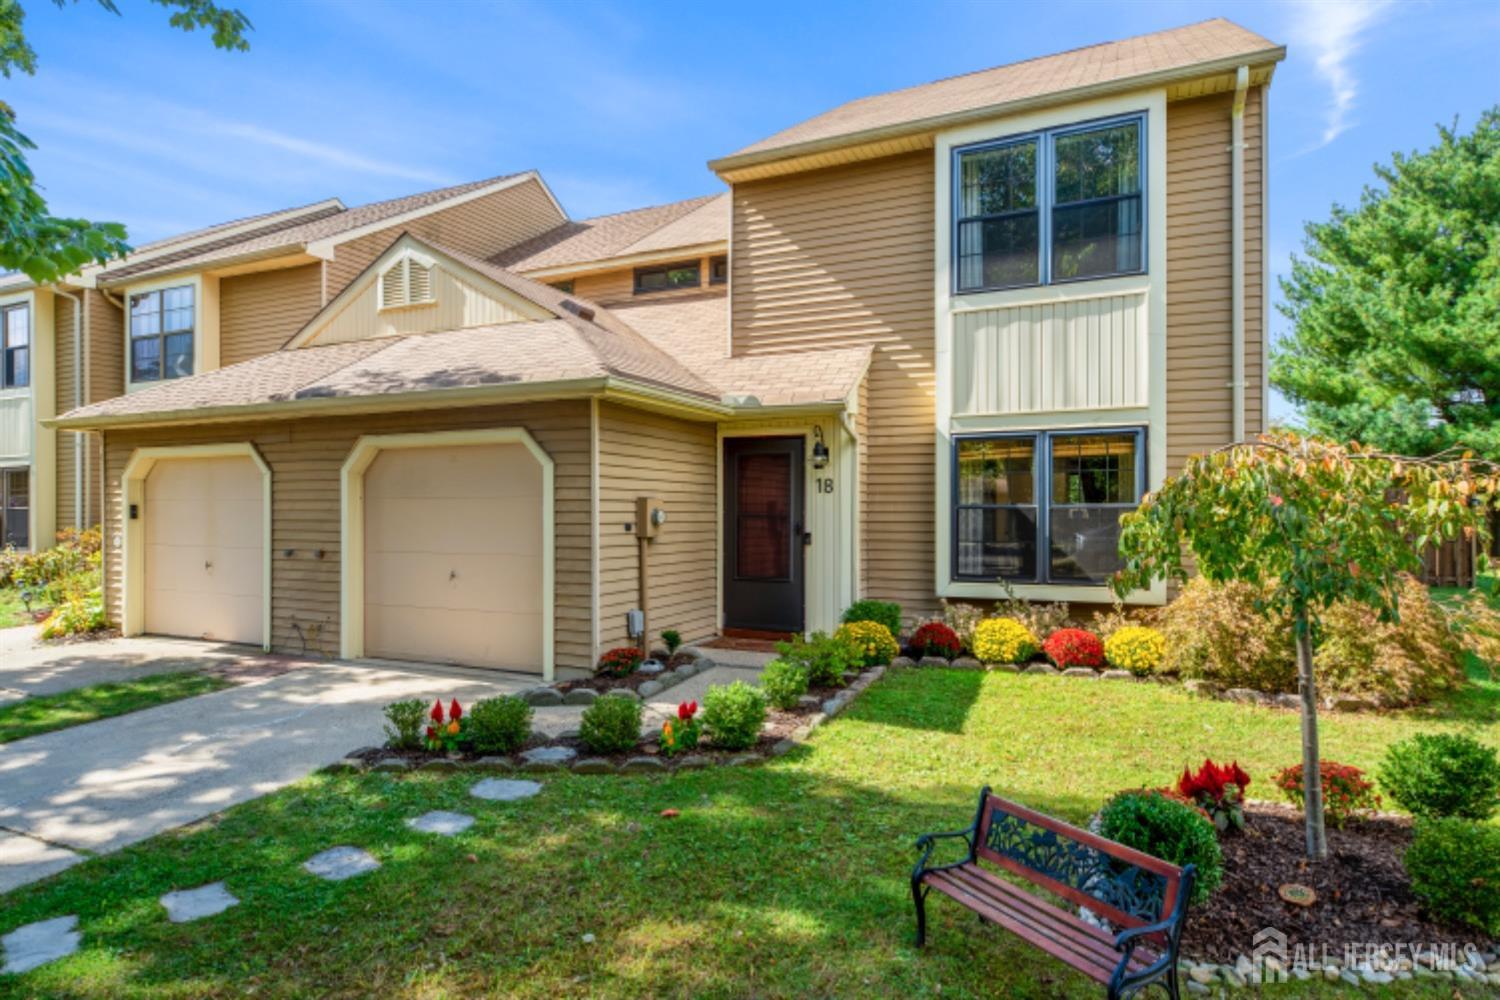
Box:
1325;694;1375;712
1024;663;1058;675
656;670;680;687
821;697;846;717
1189;967;1217;985
562;688;597;706
1061;667;1100;679
796;695;821;709
324;757;366;773
1182;679;1219;696
419;759;459;772
918;656;950;668
990;662;1021;672
1271;693;1302;710
1185;981;1209;996
160;882;240;923
638;660;665;674
1224;687;1268;705
520;746;578;766
726;753;763;767
405;811;475;836
951;657;982;670
673;754;710;769
1100;670;1135;681
1;915;81;974
769;739;797;757
470;778;543;801
637;680;665;698
371;757;410;772
890;656;916;668
470;756;513;771
522;687;563;707
302;846;381;881
842;670;860;684
620;756;667;773
570;758;616;775
604;688;641;701
674;662;699;679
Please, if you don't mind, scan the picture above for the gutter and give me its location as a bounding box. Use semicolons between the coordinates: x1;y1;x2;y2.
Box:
1230;65;1248;442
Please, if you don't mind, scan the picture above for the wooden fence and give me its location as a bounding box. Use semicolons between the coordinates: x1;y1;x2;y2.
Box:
1418;512;1497;588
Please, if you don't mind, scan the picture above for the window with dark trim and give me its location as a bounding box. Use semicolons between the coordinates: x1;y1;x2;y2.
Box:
955;114;1145;293
709;255;728;285
1;467;27;549
634;260;700;294
129;285;194;382
953;428;1144;585
1;303;29;389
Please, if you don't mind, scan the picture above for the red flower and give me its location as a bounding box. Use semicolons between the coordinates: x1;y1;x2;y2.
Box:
1178;759;1250;805
678;700;698;720
425;725;436;740
911;622;962;658
1041;628;1105;669
430;699;445;723
449;699;463;721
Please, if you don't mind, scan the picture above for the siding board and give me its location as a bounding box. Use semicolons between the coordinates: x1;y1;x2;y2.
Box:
220;264;323;364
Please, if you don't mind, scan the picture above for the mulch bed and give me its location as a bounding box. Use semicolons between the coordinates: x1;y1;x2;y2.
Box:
1183;801;1490;962
555;651;702;693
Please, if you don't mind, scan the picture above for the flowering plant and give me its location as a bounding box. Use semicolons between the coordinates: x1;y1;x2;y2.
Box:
1178;759;1251;833
972;618;1039;664
910;621;962;659
660;700;700;756
1043;628;1106;669
1103;625;1166;676
833;621;899;666
597;646;644;678
1273;760;1380;828
424;698;467;753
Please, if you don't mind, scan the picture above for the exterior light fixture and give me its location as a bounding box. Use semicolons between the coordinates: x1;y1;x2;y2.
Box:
811;426;830;470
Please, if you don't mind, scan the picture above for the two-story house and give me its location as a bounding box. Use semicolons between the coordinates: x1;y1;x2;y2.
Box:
49;18;1283;679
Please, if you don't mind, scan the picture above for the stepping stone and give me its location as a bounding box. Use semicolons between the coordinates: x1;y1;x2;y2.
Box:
160;882;239;923
302;846;381;881
405;810;475;836
470;778;542;802
519;746;577;766
2;915;80;974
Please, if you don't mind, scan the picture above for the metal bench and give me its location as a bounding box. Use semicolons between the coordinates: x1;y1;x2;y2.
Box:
912;786;1195;999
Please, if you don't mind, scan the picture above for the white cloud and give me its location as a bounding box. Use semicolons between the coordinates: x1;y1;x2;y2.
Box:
212;122;454;186
1283;0;1395;148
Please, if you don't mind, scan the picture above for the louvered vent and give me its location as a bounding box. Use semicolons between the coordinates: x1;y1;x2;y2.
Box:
407;262;432;303
380;257;435;308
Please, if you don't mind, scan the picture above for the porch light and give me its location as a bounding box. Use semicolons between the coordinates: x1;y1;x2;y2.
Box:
811;426;830;470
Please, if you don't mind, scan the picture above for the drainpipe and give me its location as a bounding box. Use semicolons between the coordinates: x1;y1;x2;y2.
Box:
840;408;861;603
54;289;83;528
1230;65;1249;442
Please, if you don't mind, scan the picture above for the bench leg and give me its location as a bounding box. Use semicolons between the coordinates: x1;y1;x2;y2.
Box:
911;882;927;947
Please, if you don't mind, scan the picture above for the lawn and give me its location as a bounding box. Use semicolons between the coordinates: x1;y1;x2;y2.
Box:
0;665;1495;999
0;673;232;744
0;588;29;629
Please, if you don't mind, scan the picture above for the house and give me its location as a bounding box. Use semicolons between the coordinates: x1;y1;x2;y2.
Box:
40;18;1281;679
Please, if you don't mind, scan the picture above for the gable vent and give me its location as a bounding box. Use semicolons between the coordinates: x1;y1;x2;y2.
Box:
381;257;435;309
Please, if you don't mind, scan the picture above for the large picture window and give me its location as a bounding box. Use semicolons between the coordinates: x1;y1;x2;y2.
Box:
1;304;29;389
954;114;1145;293
953;428;1144;585
130;285;194;383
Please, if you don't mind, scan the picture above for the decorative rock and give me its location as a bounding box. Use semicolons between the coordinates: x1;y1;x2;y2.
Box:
520;746;578;766
842;670;860;684
918;656;950;668
796;694;821;709
769;739;797;757
821;697;847;717
890;656;916;668
990;662;1021;673
406;810;475;836
726;753;763;767
419;759;460;772
1221;967;1246;987
951;657;982;670
638;660;665;674
604;688;641;701
303;846;381;881
674;754;711;769
1224;687;1268;705
1;915;81;974
656;670;680;687
674;662;699;679
1024;663;1058;675
161;882;240;923
1061;667;1100;679
324;757;367;773
470;756;513;771
562;688;597;706
521;687;563;707
1188;966;1218;985
1182;679;1219;697
1100;669;1135;681
1325;694;1374;713
620;756;667;774
470;778;543;801
1185;981;1209;996
1271;693;1301;710
371;757;410;772
637;680;664;698
1234;955;1253;979
570;758;616;775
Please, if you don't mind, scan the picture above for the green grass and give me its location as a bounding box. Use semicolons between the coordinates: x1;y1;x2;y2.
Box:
0;672;232;744
0;667;1495;998
0;587;29;629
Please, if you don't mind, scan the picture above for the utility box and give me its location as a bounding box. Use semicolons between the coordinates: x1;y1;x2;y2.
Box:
635;496;666;539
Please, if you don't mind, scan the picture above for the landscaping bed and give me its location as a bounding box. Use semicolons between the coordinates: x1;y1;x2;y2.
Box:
553;650;703;694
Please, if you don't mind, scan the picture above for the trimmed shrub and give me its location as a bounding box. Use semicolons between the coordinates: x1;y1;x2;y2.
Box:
840;600;901;638
910;621;962;659
971;618;1039;664
579;694;643;754
701;681;767;750
1405;818;1500;935
382;698;426;750
596;646;643;678
467;696;533;754
1104;625;1166;676
1379;732;1500;820
834;621;899;667
660;629;682;655
1099;790;1223;905
1272;760;1380;828
776;631;859;687
1042;628;1105;669
760;659;810;710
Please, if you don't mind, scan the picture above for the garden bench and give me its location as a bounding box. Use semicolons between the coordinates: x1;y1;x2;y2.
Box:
912;787;1195;1000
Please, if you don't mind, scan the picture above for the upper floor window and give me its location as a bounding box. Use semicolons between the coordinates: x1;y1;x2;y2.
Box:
709;255;728;285
380;256;434;309
1;304;29;389
130;285;194;382
955;114;1144;293
634;260;700;294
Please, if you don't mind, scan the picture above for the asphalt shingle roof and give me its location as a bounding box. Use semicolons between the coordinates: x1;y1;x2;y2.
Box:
492;194;727;273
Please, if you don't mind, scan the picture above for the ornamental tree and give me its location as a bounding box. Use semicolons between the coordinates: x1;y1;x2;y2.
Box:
1112;431;1496;859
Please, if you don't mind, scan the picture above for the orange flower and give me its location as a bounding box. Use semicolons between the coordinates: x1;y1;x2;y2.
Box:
446;720;460;736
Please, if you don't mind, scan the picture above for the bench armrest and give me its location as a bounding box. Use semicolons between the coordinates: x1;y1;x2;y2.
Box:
1112;915;1176;952
912;826;976;879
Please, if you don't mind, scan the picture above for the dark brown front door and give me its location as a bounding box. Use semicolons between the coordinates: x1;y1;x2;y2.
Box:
724;436;805;632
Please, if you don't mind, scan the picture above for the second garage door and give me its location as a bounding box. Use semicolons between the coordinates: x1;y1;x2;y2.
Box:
363;443;544;671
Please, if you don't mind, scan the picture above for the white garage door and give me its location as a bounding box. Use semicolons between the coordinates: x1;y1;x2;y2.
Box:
143;456;264;645
363;443;543;671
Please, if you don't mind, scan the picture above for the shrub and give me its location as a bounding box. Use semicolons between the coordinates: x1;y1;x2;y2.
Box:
760;659;810;710
1042;628;1105;669
834;621;899;667
995;580;1070;639
1154;578;1296;689
660;629;682;655
701;681;767;750
776;631;859;687
579;694;643;754
910;621;962;659
941;599;986;652
382;698;426;750
1099;790;1223;905
1379;732;1500;820
1405;818;1500;936
1177;759;1250;833
971;618;1039;664
39;589;109;638
1104;625;1166;676
596;646;643;678
660;701;700;756
467;696;532;754
1272;760;1380;828
841;600;902;638
0;527;101;594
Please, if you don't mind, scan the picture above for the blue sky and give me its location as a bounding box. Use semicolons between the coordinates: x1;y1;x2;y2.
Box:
7;0;1498;419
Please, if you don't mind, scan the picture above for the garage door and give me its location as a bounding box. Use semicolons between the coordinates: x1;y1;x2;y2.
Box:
143;456;264;644
363;444;543;671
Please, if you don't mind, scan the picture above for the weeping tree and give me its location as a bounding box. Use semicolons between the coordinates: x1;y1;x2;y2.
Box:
1112;431;1495;858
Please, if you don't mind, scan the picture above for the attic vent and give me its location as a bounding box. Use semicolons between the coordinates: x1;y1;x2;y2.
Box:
559;299;595;321
380;257;435;309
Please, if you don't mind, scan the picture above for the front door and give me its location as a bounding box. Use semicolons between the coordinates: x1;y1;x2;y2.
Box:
724;436;805;633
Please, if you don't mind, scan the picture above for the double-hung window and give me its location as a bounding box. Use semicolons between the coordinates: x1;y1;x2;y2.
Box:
954;428;1144;585
955;114;1145;292
130;285;194;383
1;304;29;389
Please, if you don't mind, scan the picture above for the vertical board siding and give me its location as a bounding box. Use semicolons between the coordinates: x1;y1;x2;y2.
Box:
219;264;324;365
0;396;30;464
595;402;717;652
53;294;78;530
101;401;593;671
731;150;936;618
953;293;1148;415
311;265;542;346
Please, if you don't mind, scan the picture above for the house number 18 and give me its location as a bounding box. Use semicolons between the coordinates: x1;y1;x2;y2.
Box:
815;477;834;494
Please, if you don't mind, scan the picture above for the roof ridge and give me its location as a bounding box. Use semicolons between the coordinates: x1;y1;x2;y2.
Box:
573;192;720;225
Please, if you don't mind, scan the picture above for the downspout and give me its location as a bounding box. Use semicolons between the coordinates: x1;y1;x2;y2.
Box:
54;290;83;528
840;408;861;602
1230;65;1249;442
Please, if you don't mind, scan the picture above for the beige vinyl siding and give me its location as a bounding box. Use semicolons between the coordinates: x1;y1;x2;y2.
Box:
220;263;323;365
53;293;79;531
324;178;565;299
79;288;123;528
731;150;936;618
1165;88;1266;473
309;263;547;347
595;402;717;652
101;400;593;671
566;256;720;307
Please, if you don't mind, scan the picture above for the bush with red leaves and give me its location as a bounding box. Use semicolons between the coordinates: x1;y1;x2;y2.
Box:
1041;628;1105;669
596;646;644;678
910;621;962;659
